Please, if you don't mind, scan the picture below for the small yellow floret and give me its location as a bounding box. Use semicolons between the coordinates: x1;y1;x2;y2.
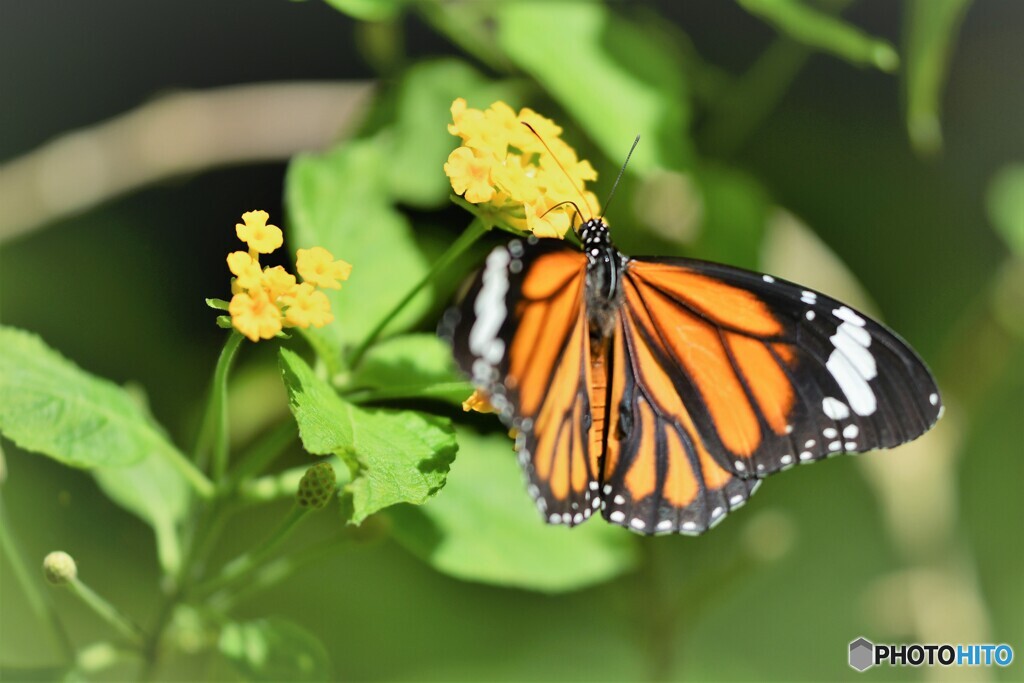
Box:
444;147;496;204
281;283;334;328
462;389;495;414
229;289;283;341
236;210;283;254
262;266;297;301
227;251;263;292
296;246;352;290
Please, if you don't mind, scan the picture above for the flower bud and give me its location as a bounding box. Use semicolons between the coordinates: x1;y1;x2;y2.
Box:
43;551;77;585
297;462;336;510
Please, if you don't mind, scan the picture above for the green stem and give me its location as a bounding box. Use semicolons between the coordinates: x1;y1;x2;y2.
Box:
342;381;473;405
191;505;310;599
160;444;215;500
0;494;75;663
66;578;145;646
209;535;349;613
238;456;348;505
347;217;490;368
195;331;243;484
223;421;297;492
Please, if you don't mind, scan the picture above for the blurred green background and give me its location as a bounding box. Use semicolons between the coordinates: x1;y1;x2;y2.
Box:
2;1;1023;681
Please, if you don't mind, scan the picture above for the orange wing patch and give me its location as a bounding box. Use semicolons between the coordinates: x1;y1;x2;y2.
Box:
500;249;603;525
601;310;757;534
623;262;796;461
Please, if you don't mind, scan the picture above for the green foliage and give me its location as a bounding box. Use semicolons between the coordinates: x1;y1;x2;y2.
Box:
286;139;430;356
347;333;471;405
218;618;331;682
496;2;692;173
279;349;456;524
0;326;186;470
986;163;1024;257
903;0;974;154
739;0;899;72
391;429;638;592
93;453;189;574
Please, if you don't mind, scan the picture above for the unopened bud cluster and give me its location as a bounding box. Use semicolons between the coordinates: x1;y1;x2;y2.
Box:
43;551;77;585
297;462;336;509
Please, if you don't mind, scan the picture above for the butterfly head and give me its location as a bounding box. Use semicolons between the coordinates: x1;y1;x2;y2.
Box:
579;217;612;248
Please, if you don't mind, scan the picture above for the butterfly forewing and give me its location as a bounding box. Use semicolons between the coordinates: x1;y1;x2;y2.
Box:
622;258;942;478
441;239;603;525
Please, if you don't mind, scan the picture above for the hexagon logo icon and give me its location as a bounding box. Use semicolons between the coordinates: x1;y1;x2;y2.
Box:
849;637;875;672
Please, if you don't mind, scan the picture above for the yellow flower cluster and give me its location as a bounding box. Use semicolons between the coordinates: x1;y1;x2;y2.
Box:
444;99;600;239
227;210;351;342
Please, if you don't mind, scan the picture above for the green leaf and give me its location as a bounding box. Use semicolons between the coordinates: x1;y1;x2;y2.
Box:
218;617;331;682
390;429;639;593
903;0;973;154
280;349;456;524
739;0;899;72
348;333;471;405
388;59;515;208
495;2;692;172
985;165;1024;257
286;138;431;357
322;0;405;21
94;452;189;573
0;326;185;470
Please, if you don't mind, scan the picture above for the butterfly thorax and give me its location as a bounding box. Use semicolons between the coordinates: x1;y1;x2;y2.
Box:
580;218;626;340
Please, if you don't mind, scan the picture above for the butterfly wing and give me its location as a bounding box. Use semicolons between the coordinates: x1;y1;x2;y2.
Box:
617;257;942;480
601;304;761;534
440;238;603;525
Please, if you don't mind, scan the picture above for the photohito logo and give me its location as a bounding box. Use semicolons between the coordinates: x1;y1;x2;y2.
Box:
849;637;1013;672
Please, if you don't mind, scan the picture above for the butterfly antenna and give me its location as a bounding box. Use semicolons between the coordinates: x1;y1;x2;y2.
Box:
601;134;640;219
521;122;595;223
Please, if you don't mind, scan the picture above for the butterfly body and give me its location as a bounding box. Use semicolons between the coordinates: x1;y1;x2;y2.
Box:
441;218;942;536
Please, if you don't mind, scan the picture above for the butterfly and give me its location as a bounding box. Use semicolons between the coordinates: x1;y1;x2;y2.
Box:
439;215;943;536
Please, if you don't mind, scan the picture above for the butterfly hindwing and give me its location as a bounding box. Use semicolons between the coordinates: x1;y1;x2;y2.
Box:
440;239;602;525
620;258;942;479
600;305;760;535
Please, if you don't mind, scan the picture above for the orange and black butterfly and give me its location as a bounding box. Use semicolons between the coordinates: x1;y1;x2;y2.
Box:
440;217;942;536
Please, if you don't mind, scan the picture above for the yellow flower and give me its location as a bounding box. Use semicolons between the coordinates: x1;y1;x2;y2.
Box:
236;210;283;254
229;289;282;342
220;209;347;342
262;266;297;301
296;246;352;290
525;200;572;239
462;389;494;414
227;251;263;292
445;100;599;239
444;147;496;204
281;283;333;328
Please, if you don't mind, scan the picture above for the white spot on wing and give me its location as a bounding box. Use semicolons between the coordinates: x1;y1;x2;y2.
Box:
806;310;816;321
843;424;859;439
469;248;510;377
630;518;646;530
929;392;939;406
823;428;837;439
762;274;775;283
609;510;625;523
822;397;850;420
826;348;877;416
834;306;866;327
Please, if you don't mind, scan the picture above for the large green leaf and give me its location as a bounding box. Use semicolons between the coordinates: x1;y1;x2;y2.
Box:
739;0;899;72
495;2;692;173
286;138;431;356
347;333;471;405
218;617;331;682
0;326;184;470
280;349;456;524
390;429;639;593
903;0;973;154
94;452;189;574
